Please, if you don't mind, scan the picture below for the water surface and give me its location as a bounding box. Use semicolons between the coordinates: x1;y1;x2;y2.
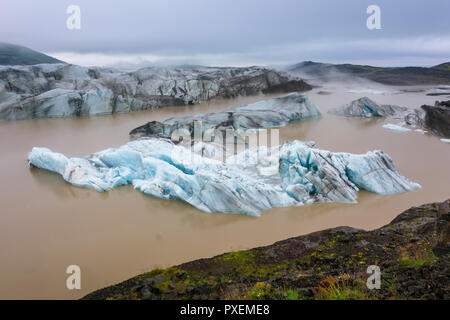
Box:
0;83;449;299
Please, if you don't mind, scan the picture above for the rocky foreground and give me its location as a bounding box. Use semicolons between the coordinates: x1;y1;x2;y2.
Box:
0;64;311;120
84;199;449;300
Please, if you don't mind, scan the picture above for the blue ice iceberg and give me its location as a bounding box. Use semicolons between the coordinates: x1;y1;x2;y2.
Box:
28;138;421;216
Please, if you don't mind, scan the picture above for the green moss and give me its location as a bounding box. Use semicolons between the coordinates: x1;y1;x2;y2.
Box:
245;282;275;300
217;250;256;263
297;255;311;266
284;289;302;300
106;293;138;300
133;267;224;299
214;250;291;278
136;267;180;282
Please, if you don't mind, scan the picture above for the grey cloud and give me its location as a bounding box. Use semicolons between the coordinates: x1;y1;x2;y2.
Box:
1;0;449;66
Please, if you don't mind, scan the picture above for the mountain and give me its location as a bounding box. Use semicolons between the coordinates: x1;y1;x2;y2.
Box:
432;62;450;71
0;42;65;66
288;61;450;85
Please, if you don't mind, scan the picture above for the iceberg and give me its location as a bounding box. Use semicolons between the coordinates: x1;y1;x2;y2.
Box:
329;97;407;118
129;93;322;138
331;97;450;139
28;138;421;216
382;123;412;132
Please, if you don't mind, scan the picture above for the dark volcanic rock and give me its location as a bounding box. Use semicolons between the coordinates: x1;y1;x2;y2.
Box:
420;100;450;138
82;198;450;300
261;80;312;94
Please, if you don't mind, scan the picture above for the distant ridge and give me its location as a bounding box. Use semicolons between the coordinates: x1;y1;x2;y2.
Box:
288;61;450;85
0;42;65;66
432;62;450;71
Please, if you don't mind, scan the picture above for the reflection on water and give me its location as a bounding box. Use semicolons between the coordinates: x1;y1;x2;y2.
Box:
0;84;449;299
30;169;111;200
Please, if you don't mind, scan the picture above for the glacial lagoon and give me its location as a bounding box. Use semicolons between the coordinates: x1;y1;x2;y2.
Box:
0;84;449;299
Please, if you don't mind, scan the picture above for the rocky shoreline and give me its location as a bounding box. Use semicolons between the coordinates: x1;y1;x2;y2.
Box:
83;198;450;300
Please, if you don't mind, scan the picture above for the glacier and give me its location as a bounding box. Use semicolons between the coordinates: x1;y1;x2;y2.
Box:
0;64;311;120
28;138;421;216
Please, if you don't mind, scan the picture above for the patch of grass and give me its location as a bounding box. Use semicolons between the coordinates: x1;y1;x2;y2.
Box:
284;289;302;300
245;282;274;300
315;274;367;300
398;243;437;268
381;278;402;300
398;253;437;268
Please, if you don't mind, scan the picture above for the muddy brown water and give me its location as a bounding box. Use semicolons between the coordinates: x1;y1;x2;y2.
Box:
0;83;449;299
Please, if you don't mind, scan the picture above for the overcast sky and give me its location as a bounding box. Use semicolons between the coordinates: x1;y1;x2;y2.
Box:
1;0;449;67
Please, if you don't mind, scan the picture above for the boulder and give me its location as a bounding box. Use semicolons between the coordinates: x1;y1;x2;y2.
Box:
420;100;450;138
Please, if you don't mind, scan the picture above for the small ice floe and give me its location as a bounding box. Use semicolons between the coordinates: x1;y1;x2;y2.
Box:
382;123;428;134
440;139;450;143
426;86;450;96
382;123;412;132
347;89;388;95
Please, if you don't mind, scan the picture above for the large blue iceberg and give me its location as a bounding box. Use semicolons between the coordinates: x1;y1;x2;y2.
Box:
28;137;421;216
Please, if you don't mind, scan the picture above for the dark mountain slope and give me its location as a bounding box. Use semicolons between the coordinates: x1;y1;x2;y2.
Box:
0;42;65;66
288;61;450;85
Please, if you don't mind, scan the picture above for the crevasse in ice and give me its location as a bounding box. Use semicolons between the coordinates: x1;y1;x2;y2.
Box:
28;138;421;216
